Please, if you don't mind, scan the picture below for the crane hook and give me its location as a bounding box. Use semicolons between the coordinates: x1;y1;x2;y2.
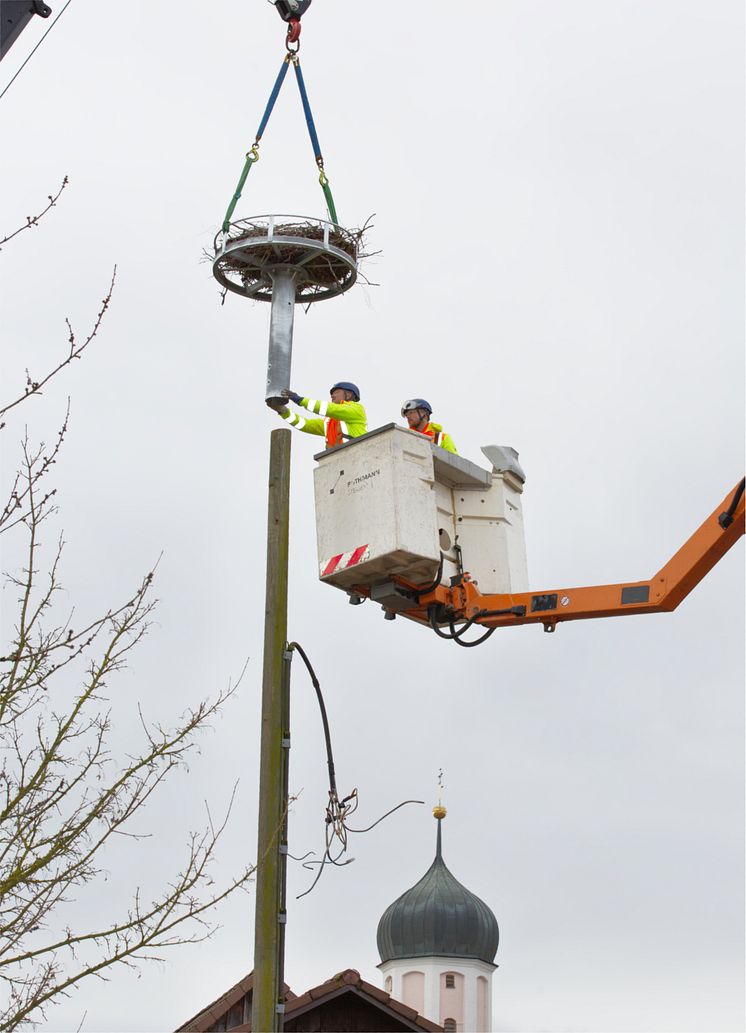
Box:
286;17;302;46
275;1;311;51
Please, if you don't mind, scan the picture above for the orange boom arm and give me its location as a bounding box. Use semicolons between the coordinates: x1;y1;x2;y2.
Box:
406;480;745;636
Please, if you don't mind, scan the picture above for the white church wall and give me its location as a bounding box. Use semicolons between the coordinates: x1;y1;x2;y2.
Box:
379;956;496;1032
402;970;425;1016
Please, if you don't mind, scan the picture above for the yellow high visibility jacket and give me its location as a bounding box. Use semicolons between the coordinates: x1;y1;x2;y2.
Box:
421;421;458;454
279;397;368;448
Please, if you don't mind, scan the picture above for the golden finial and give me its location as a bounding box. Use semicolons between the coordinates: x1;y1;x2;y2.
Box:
433;768;447;820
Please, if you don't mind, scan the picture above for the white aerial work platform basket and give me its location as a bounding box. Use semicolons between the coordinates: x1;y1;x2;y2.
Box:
313;425;528;613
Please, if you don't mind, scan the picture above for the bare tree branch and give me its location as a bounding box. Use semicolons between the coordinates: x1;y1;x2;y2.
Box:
0;186;253;1030
0;177;68;251
0;412;67;534
0;267;116;424
0;453;254;1030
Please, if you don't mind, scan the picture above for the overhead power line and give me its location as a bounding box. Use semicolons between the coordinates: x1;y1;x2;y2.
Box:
0;0;74;104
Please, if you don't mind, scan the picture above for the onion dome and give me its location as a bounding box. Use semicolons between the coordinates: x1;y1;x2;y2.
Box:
377;808;499;964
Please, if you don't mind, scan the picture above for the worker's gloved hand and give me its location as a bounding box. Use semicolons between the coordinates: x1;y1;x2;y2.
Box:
282;389;303;404
266;397;287;412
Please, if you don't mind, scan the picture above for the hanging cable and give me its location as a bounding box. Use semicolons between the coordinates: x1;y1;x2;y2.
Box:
286;641;423;898
345;799;425;834
287;641;337;798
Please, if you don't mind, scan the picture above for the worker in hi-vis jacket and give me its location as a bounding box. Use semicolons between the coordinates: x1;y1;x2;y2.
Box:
272;381;367;449
401;398;458;454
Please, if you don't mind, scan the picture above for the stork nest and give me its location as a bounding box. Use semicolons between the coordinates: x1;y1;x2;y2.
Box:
214;220;366;296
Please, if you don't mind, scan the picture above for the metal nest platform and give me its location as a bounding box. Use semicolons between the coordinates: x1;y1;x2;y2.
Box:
213;214;359;302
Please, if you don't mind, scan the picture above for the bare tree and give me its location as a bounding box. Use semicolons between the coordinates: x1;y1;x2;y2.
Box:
0;183;253;1030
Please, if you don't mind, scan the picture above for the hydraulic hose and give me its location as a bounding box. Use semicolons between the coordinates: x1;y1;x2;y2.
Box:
719;478;745;529
449;624;496;648
427;606;496;647
428;603;526;647
414;554;444;601
428;605;460;640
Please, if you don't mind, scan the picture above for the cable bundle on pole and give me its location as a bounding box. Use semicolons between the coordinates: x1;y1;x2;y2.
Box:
286;642;423;899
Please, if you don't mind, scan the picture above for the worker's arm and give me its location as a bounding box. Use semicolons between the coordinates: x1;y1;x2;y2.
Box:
276;406;325;436
296;397;350;419
295;397;368;437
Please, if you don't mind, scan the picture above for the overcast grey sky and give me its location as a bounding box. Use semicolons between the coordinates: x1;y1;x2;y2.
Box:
1;2;743;1031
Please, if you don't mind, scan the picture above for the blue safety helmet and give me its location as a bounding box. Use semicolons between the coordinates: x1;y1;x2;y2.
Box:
401;398;433;417
331;381;360;401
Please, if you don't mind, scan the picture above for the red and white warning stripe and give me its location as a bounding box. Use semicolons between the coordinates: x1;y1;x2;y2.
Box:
320;544;370;578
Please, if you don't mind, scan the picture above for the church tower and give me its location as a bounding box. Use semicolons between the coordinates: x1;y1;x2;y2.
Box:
376;805;499;1033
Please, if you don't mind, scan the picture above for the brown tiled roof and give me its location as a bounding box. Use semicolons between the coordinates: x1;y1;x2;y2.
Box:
175;972;295;1032
176;967;442;1033
281;968;442;1032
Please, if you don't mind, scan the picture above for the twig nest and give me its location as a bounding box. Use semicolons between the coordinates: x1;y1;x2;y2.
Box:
212;215;363;303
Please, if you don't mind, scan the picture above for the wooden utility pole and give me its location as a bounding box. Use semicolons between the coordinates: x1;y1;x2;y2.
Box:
252;428;291;1033
212;214;358;1033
